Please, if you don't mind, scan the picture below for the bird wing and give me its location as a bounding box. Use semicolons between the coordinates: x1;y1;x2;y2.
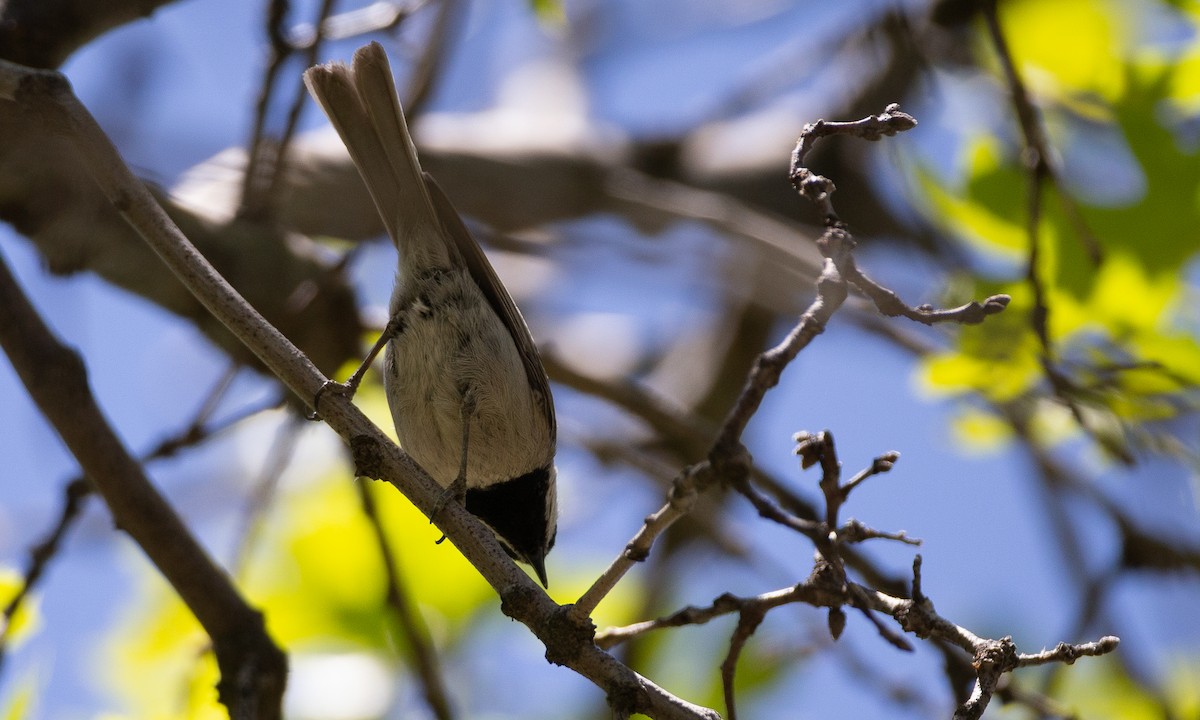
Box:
307;42;555;441
424;174;557;443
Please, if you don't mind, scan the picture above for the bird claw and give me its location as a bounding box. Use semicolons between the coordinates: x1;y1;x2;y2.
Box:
430;475;467;524
307;379;355;420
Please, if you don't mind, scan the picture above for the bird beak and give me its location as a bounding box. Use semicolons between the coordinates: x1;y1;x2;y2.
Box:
530;554;549;589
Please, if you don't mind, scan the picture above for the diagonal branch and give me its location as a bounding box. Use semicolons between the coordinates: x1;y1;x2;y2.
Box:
0;55;719;720
0;241;287;718
357;479;456;720
980;1;1131;464
0;372;279;677
0;478;89;675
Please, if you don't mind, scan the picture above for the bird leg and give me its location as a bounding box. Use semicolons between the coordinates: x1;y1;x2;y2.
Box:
310;315;404;418
432;385;476;522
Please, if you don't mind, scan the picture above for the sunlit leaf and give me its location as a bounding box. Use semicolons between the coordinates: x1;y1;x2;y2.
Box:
997;0;1128;102
950;406;1014;452
1055;655;1200;719
1088;252;1178;329
99;571;220;719
918;138;1027;257
529;0;565;26
0;672;35;720
0;569;40;650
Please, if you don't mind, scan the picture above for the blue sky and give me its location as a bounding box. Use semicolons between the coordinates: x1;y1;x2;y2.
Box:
1;0;1198;718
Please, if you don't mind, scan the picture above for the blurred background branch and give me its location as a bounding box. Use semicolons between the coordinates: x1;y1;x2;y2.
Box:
1;0;1198;718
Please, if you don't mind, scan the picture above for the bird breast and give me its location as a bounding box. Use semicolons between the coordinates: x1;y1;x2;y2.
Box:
383;268;552;488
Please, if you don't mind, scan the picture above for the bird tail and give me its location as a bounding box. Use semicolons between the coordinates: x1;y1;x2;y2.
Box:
304;42;448;265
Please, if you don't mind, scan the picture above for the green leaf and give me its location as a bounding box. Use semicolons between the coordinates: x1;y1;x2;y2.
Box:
913;4;1200;457
0;569;40;651
950;406;1015;453
1055;655;1200;719
529;0;565;26
99;573;221;719
0;673;36;720
997;0;1129;103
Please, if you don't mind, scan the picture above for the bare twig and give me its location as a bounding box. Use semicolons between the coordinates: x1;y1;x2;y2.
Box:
574;227;855;619
0;56;718;720
720;607;766;720
1018;636;1120;667
596;446;1117;720
788;103;917;225
598;554;1118;718
0;478;89;674
230;412;305;578
728;473;821;538
842;451;900;495
0;235;287;720
577;105;993;620
836;519;920;546
140;366;286;461
596;586;819;650
980;2;1132;464
358;480;455;720
0;371;280;676
239;0;292;218
263;0;340;214
910;555;926;605
979;0;1102;265
289;1;425;46
240;0;339;220
574;463;709;618
789;104;1010;325
403;0;464;117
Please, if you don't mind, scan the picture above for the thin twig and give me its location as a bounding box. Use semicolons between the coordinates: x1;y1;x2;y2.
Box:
980;0;1102;265
358;480;455;720
574;229;854;618
1018;636;1120;667
841;451;900;496
288;0;425;46
0;56;719;720
728;473;821;538
981;1;1131;464
577;105;978;620
573;463;709;619
402;0;462;117
230;412;306;578
239;0;292;219
788;103;917;225
0;365;282;689
598;559;1117;715
0;240;287;720
595;586;817;650
260;0;340;213
0;478;89;674
720;607;766;720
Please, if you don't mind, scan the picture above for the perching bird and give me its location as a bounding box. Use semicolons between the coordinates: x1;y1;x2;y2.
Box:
304;42;557;586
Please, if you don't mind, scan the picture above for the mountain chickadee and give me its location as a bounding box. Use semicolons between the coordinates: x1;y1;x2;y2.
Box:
304;42;557;587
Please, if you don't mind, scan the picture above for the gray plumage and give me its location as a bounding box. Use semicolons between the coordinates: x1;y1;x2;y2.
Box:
304;42;557;586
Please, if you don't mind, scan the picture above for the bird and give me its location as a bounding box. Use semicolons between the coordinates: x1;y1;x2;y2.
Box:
304;41;557;587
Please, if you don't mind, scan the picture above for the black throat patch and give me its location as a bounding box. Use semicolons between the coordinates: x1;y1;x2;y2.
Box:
464;466;554;563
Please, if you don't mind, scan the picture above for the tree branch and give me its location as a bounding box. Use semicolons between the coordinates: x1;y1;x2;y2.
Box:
0;238;287;719
0;370;279;675
0;55;719;720
357;479;456;720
